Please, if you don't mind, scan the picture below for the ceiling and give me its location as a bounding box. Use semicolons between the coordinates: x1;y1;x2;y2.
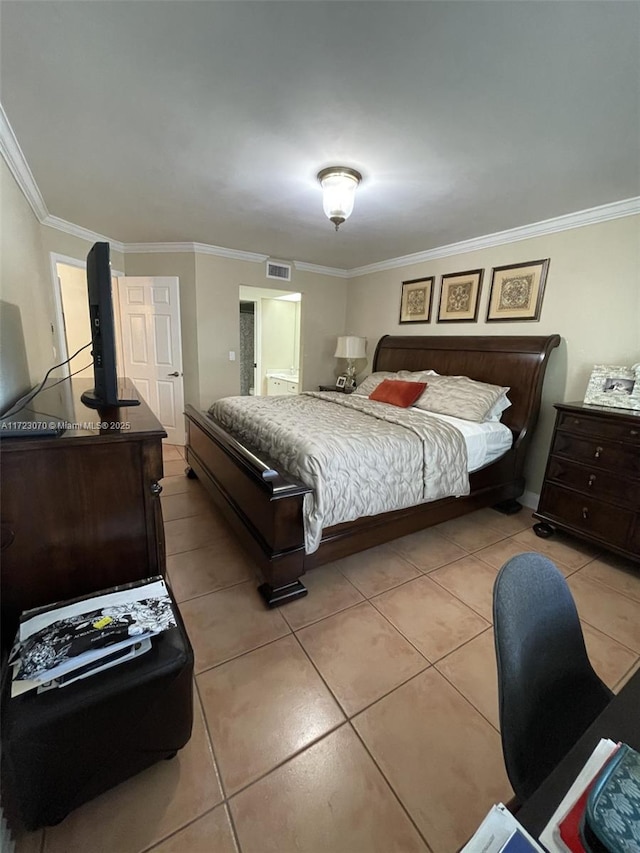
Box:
2;1;639;270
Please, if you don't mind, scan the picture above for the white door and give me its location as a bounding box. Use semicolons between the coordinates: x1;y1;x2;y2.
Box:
116;277;185;445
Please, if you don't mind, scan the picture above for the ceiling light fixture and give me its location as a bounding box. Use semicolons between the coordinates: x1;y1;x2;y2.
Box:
317;167;362;231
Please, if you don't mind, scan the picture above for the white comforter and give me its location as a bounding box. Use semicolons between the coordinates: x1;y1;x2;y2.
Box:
208;391;469;553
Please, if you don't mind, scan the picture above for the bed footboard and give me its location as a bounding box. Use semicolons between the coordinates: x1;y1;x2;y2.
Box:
184;405;311;605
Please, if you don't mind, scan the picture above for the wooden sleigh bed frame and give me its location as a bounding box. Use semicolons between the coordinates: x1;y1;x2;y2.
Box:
184;334;560;606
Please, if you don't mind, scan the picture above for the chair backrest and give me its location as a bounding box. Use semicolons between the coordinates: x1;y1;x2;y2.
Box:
493;552;613;801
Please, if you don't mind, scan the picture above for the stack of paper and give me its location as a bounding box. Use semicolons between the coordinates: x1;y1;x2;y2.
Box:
461;803;545;853
539;738;620;853
9;577;176;695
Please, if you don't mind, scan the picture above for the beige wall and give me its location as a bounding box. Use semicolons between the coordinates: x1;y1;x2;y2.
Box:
194;253;347;406
261;298;298;374
0;160;56;381
346;215;640;496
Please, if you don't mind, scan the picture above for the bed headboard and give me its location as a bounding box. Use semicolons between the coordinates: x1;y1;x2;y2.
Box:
373;334;561;440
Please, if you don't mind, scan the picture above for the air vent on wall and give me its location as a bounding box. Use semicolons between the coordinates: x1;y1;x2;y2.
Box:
266;260;292;282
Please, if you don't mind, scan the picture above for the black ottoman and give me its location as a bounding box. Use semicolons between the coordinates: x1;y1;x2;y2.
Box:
1;594;194;830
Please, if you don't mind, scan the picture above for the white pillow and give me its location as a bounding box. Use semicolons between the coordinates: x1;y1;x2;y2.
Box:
354;369;439;396
396;369;439;381
414;374;510;423
352;372;398;396
484;392;512;422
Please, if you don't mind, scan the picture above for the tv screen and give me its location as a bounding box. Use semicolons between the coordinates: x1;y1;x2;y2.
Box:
81;242;139;409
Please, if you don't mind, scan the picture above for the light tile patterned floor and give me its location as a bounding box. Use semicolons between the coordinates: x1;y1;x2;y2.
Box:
15;443;640;853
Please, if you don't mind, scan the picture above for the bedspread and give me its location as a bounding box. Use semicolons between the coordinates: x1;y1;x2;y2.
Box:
208;391;469;553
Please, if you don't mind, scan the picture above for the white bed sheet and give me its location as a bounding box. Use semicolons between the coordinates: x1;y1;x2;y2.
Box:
412;410;513;472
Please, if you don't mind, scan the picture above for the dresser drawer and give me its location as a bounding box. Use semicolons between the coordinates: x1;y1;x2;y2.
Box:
557;410;640;445
546;458;640;509
539;483;633;548
552;432;640;475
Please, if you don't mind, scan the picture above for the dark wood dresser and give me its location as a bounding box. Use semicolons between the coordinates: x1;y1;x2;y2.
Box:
533;401;640;562
0;379;167;647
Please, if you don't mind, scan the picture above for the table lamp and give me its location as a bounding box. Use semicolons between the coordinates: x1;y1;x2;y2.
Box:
334;336;366;386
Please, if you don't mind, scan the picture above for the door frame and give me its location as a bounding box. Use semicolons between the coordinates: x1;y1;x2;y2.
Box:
49;251;124;379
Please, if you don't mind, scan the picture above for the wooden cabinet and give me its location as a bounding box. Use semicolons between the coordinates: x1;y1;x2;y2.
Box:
534;402;640;562
0;379;167;648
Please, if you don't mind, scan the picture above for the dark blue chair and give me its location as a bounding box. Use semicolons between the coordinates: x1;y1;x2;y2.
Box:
493;552;613;801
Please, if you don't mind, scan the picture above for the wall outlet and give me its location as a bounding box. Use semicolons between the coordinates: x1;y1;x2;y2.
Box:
229;350;236;361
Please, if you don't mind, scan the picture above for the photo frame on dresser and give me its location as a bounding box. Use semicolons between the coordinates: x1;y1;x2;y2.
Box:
437;269;483;322
584;364;640;411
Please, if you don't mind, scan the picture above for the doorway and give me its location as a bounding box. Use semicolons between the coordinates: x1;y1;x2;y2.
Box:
238;286;301;396
51;253;124;381
239;301;256;396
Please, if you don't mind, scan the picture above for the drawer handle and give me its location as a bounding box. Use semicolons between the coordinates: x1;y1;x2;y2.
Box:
572;418;581;425
631;429;638;437
587;474;596;488
582;507;589;520
594;446;603;459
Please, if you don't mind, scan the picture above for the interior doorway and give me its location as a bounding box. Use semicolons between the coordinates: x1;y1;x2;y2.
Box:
239;300;256;396
238;286;301;396
50;253;124;382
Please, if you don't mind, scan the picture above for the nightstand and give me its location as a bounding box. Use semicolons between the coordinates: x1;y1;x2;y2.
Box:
533;401;640;563
318;385;354;394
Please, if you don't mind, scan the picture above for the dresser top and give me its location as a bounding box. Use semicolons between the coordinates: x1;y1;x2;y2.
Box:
556;401;640;422
0;378;166;449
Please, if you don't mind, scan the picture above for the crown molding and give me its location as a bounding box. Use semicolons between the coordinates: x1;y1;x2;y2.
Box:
41;214;125;254
122;241;269;263
294;260;349;278
192;242;268;262
346;197;640;278
0;102;48;221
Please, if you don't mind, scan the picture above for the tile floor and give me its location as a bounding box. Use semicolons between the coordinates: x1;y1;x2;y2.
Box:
15;443;640;853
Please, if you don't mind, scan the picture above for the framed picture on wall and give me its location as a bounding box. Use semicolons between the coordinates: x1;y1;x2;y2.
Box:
486;259;550;322
399;277;434;324
584;364;640;411
437;269;483;322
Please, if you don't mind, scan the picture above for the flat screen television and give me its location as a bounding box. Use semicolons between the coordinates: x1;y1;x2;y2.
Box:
81;242;139;409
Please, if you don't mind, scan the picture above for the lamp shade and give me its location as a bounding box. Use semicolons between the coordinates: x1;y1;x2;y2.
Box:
317;167;362;230
334;336;366;360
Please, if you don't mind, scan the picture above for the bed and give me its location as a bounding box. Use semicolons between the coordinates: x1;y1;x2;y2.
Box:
184;334;560;605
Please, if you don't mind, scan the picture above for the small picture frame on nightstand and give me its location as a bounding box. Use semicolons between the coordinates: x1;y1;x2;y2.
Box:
584;364;640;411
336;375;347;389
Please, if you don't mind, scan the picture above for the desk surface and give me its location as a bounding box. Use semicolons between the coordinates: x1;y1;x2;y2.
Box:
517;669;640;837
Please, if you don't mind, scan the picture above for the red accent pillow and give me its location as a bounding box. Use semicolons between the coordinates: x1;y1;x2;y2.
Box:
368;379;427;408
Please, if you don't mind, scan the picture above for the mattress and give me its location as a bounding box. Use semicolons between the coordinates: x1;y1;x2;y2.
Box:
414;410;513;472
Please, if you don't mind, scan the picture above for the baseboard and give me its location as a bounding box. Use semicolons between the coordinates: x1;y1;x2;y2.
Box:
521;490;540;511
